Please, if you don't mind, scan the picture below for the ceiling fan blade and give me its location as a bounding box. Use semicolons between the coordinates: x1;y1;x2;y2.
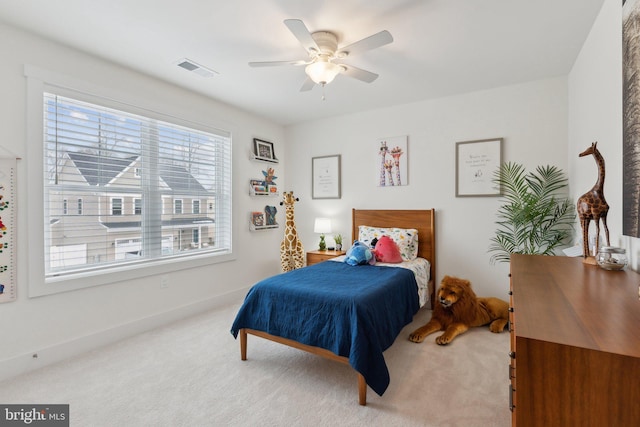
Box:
299;77;316;92
339;64;379;83
249;60;308;67
284;19;320;53
337;30;393;57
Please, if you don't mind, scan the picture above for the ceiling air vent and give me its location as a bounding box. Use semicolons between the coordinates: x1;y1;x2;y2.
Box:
176;58;218;78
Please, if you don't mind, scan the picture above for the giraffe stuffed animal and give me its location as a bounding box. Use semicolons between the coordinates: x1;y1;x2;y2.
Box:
279;191;305;272
577;141;610;258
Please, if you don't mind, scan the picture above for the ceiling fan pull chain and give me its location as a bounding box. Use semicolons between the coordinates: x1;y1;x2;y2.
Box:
321;83;326;101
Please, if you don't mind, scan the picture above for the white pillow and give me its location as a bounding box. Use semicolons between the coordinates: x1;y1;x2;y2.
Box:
358;226;419;261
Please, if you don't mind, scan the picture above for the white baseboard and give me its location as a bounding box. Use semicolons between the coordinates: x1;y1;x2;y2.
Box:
0;288;248;382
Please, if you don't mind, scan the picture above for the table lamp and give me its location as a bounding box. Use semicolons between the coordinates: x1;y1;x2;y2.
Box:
314;218;332;251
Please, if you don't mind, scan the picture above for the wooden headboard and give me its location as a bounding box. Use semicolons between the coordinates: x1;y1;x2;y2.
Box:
352;209;436;308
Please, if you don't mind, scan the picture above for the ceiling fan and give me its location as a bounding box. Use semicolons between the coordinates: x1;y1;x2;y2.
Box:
249;19;393;92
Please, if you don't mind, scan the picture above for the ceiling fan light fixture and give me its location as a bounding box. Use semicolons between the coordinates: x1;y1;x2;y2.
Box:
305;61;341;85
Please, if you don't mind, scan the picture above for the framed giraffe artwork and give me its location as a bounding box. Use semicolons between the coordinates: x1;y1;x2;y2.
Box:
455;138;503;197
376;135;408;187
623;0;640;238
312;155;341;199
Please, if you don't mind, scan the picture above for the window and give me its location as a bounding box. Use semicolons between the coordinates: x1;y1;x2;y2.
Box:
134;198;142;215
193;199;200;214
111;198;123;216
42;91;232;281
174;199;183;214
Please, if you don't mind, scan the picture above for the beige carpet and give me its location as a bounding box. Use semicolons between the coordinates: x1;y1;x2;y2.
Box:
0;303;510;426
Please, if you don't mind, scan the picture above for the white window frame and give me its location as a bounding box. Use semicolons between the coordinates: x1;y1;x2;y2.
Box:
134;198;142;215
193;199;200;214
62;198;68;215
174;199;183;215
25;65;235;297
77;198;83;215
111;197;123;216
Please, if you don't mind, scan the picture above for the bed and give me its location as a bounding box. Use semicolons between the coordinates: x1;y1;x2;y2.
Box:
230;209;436;405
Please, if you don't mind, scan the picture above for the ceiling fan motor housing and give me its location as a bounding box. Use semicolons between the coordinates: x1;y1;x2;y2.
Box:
311;31;339;56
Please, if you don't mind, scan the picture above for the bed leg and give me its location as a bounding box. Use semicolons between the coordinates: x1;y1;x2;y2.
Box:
358;373;367;406
240;329;247;361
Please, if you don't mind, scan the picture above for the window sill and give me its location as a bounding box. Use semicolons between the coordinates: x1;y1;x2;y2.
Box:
30;251;236;298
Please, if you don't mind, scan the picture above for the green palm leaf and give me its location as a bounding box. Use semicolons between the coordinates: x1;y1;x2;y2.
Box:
489;162;575;264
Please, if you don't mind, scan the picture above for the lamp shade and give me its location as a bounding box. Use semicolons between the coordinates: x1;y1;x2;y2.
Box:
314;218;332;234
305;61;341;85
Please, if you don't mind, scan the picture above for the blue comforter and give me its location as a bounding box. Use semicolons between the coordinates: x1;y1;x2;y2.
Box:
230;260;420;396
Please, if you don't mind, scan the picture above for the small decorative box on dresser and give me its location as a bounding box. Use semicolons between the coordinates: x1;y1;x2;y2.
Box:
509;254;640;427
306;250;346;266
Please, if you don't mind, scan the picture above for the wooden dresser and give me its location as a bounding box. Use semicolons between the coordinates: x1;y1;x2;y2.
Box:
306;250;346;266
509;254;640;427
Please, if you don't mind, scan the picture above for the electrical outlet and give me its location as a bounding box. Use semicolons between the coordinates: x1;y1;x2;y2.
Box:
160;275;169;289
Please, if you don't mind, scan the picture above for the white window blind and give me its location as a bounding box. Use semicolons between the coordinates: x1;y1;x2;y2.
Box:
43;92;232;279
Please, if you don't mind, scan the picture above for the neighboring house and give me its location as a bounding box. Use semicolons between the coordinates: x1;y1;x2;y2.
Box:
48;152;215;268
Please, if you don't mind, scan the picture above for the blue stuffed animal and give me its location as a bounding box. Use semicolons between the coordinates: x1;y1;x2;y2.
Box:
344;240;376;266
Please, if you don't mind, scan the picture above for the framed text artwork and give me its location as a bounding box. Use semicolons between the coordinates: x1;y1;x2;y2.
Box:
312;155;341;199
455;138;503;197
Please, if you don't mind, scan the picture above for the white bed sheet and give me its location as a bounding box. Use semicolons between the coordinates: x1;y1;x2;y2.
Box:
329;256;431;307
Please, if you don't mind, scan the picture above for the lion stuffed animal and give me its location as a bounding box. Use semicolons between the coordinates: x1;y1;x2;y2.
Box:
408;275;509;345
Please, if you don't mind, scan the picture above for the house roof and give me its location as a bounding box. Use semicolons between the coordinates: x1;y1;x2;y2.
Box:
66;152;208;193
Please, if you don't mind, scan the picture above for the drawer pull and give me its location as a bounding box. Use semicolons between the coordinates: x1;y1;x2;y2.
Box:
509;384;516;411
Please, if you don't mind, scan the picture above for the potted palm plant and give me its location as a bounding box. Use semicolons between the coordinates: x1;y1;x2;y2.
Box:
333;234;343;251
489;162;575;264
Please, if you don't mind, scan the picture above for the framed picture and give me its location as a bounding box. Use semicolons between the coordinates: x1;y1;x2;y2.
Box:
624;0;640;237
253;138;277;162
312;155;341;199
252;212;265;227
455;138;503;197
376;135;408;187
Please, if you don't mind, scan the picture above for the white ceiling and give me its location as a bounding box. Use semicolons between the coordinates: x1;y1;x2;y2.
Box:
0;0;605;126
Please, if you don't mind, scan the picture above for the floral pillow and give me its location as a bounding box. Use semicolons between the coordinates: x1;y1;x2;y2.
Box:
358;225;419;261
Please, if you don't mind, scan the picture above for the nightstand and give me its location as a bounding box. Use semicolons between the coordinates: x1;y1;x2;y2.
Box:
306;250;346;266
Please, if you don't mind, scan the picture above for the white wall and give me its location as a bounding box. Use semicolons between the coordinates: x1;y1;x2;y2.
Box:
285;77;569;298
568;0;639;268
0;23;285;380
3;0;623;381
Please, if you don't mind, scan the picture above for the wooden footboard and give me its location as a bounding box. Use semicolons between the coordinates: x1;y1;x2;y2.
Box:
240;328;367;405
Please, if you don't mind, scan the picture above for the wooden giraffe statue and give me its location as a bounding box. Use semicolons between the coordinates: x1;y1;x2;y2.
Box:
577;141;610;258
379;141;389;186
279;191;305;272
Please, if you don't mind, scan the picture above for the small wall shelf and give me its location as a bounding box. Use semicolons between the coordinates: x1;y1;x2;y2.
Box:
250;153;279;164
249;211;278;231
249;181;279;197
250;223;279;231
